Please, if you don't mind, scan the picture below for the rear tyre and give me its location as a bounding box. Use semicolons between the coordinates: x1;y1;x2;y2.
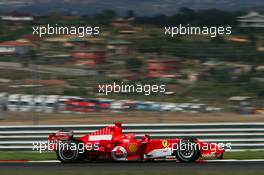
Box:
175;138;200;163
56;140;83;163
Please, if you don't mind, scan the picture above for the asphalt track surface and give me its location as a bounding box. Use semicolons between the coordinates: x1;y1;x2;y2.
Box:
0;161;264;172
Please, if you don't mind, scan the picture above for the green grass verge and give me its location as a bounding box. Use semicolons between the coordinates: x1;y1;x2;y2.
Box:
222;150;264;160
0;151;263;175
0;151;56;160
0;150;264;161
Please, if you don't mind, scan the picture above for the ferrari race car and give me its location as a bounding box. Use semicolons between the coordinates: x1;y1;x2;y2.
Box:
48;122;224;163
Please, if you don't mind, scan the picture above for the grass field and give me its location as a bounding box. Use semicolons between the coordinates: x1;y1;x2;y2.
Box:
0;150;264;161
0;151;263;175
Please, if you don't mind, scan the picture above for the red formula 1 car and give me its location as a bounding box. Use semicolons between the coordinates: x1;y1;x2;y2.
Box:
48;122;224;163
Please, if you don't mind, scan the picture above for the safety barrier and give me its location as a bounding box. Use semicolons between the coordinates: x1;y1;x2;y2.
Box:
0;123;263;151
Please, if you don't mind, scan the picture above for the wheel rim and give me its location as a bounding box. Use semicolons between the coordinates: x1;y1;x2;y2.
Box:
58;142;78;161
61;149;76;160
179;142;195;159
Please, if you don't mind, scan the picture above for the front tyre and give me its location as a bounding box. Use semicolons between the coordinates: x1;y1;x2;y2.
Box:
175;139;200;163
56;141;82;163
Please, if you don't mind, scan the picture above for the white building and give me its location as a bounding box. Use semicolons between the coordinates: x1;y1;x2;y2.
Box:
237;12;264;28
1;13;33;22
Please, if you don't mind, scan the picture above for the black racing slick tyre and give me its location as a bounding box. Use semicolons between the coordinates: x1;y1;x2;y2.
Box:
175;138;201;163
56;140;83;163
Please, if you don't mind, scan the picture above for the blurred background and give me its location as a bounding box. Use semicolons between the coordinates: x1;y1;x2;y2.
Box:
0;0;263;125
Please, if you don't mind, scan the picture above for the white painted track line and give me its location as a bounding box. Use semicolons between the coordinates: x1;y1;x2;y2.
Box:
205;159;264;162
1;159;264;163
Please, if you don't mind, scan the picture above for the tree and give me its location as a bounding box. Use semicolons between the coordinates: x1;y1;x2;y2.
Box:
95;10;118;25
127;10;135;18
48;11;62;24
125;58;143;72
